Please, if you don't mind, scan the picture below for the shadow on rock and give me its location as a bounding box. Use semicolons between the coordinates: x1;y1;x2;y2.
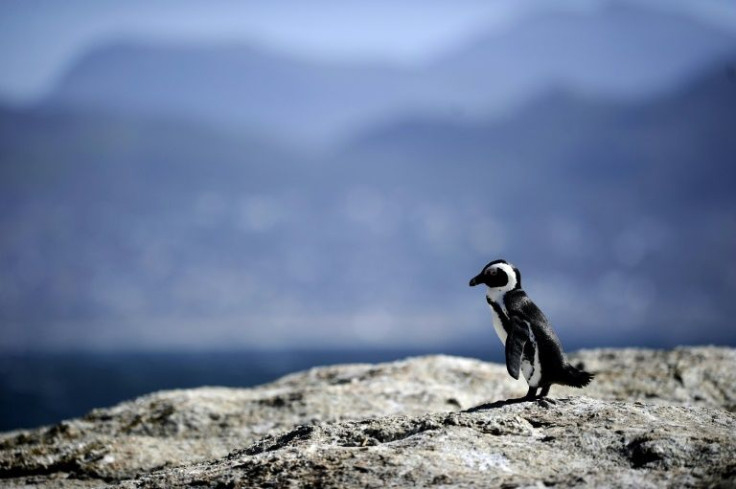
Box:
464;397;571;412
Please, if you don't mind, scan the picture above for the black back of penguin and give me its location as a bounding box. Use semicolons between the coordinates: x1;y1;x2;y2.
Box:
503;288;567;384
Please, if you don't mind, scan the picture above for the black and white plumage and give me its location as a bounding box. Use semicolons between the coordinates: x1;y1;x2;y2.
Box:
469;259;593;400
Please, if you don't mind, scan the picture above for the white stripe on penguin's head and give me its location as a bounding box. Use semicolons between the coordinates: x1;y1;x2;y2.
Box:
484;261;520;299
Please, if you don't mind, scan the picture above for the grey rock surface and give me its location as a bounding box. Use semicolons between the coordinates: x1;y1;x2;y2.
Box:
1;347;734;488
118;397;736;489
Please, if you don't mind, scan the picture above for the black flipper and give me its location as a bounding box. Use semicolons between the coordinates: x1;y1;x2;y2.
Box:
504;317;530;380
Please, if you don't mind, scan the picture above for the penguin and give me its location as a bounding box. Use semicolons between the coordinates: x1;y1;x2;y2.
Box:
469;259;593;400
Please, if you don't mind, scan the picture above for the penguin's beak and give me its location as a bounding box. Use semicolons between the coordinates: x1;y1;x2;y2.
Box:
469;274;482;287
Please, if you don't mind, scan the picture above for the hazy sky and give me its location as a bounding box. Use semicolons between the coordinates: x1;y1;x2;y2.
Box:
1;0;735;103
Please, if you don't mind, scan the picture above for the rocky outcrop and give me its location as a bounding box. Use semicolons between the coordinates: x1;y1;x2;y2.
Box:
119;397;735;489
1;347;734;488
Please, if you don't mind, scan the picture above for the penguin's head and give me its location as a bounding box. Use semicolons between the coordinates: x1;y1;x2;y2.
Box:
469;259;521;291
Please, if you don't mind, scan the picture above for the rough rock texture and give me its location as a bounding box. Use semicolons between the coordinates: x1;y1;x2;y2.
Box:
1;347;734;488
118;398;736;489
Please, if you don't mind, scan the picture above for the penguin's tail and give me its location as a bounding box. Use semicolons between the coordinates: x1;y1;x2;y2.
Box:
559;363;594;388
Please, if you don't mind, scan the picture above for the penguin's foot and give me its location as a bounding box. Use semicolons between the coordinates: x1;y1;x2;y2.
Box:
523;386;538;400
535;397;557;408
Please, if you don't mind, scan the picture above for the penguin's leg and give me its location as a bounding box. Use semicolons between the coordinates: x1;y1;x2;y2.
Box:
535;385;559;407
522;386;537;400
506;386;537;403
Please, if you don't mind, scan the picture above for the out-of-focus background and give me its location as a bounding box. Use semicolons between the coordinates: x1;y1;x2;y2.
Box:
1;0;735;431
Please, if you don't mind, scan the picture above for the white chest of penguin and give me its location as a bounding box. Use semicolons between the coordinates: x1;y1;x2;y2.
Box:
487;300;508;345
486;289;509;345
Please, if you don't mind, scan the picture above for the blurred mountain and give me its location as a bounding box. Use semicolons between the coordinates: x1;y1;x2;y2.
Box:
340;60;736;345
46;44;414;145
43;3;736;145
346;59;736;209
425;3;736;112
2;58;735;351
0;108;317;348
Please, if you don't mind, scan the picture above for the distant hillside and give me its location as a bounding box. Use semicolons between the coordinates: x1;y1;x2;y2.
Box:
0;108;311;346
46;43;415;145
426;3;736;110
2;60;736;351
345;59;736;211
342;57;736;236
335;61;736;344
0;107;298;200
43;3;736;145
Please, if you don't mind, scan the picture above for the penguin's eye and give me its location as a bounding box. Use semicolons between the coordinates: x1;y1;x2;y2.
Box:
489;268;497;276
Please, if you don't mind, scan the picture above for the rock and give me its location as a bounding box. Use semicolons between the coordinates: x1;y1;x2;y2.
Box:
0;347;734;488
564;347;736;410
117;397;736;489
